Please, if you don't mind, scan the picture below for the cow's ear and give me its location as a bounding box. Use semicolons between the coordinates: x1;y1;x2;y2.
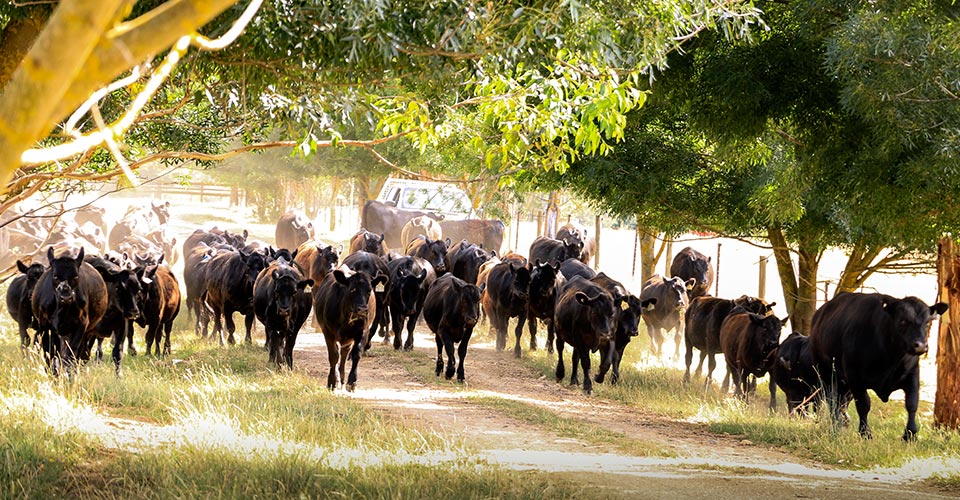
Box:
685;278;696;290
272;269;282;280
242;229;249;240
767;301;777;309
780;316;790;327
164;201;171;209
575;291;594;305
617;297;629;312
337;244;344;254
416;269;427;282
931;302;949;316
378;233;385;243
642;297;657;311
552;261;561;272
17;260;29;273
490;250;497;258
239;250;249;262
333;269;349;285
298;279;314;291
76;247;85;264
445;237;451;248
372;275;388;291
478;282;487;295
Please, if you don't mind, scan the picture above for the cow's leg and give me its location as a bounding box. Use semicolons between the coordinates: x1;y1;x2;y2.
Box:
609;343;627;385
513;311;527;358
546;319;555;354
391;308;404;350
580;347;593;395
852;388;872;439
646;324;663;357
223;309;238;345
325;341;340;390
95;337;104;362
146;321;162;356
18;324;30;348
527;316;538;351
768;377;778;412
694;351;707;379
705;353;718;391
283;331;296;370
435;333;444;376
112;324;126;377
267;328;281;366
162;320;173;355
903;371;922;440
209;303;224;346
126;321;137;356
673;321;684;361
442;332;457;380
403;311;418;351
569;348;581;387
729;363;742;398
243;313;255;345
555;338;565;383
345;340;362;392
456;328;473;383
492;315;507;351
595;341;614;384
683;337;695;383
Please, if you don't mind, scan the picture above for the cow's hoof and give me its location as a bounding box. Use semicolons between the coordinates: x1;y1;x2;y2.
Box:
513;349;521;359
902;430;917;441
127;347;137;356
457;377;466;385
346;383;356;393
582;388;593;396
593;374;605;384
403;344;414;351
444;368;455;380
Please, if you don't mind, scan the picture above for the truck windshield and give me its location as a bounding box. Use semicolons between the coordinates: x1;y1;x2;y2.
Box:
402;187;470;214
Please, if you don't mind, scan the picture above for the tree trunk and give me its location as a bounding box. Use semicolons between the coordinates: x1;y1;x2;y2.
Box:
0;8;49;89
835;241;883;294
935;237;960;430
767;225;821;334
329;176;340;233
637;220;659;286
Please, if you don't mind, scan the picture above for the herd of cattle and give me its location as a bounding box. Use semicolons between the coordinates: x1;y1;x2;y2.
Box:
3;198;949;441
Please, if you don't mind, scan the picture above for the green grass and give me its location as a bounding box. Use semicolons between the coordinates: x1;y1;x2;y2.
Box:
510;318;960;477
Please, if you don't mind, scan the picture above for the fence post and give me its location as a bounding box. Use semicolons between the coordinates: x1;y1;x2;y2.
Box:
593;214;601;269
514;208;521;251
715;242;721;296
758;255;767;300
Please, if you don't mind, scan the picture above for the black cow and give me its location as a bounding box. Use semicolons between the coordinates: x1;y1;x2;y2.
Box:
591;273;656;385
529;235;582;267
423;274;483;382
405;235;450;275
31;247;108;376
639;274;694;359
684;295;774;389
526;260;565;354
438;219;506;255
670;247;714;299
135;262;181;356
183;243;219;337
275;211;314;251
6;260;46;347
482;261;531;356
808;292;948;440
447;239;495;285
361;200;441;250
314;268;387;391
81;254;144;373
554;276;619;395
559;258;596;281
386;256;436;351
719;310;788;405
253;261;314;369
556;223;595;264
203;249;267;346
770;332;820;415
342;251;391;345
349;229;387;256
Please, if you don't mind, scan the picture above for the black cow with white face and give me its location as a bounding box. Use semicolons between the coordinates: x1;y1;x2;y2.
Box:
314;268;387;391
423;274;484;382
639;274;694;359
386;256;435;351
554;276;619;395
253;261;314;369
809;292;948;440
31;247;108;376
6;260;46;348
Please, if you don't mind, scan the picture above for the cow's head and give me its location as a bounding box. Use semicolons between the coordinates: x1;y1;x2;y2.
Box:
560;235;584;262
686;253;712;288
575;288;617;341
356;230;385;255
17;260;46;285
748;313;788;359
333;268;382;324
883;297;948;355
48;247;84;305
312;243;341;280
509;263;532;301
617;296;657;338
151;201;171;225
664;276;691;311
415;237;450;275
529;259;562;305
272;265;313;318
104;266;143;321
454;278;483;327
392;262;428;316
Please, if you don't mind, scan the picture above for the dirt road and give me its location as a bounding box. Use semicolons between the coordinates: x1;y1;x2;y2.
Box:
291;328;958;500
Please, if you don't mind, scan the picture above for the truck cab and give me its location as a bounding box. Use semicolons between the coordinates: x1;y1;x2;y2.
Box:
377;177;474;220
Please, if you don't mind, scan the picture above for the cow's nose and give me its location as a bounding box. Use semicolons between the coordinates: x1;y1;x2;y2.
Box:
913;341;928;355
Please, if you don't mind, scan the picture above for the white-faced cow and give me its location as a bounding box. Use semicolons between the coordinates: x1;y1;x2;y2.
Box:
639;274;695;359
253;260;314;369
314;267;387;391
808;292;948;440
554;276;619;395
423;274;483;383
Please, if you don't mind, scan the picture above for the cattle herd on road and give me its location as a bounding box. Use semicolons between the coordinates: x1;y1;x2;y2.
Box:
2;199;949;441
